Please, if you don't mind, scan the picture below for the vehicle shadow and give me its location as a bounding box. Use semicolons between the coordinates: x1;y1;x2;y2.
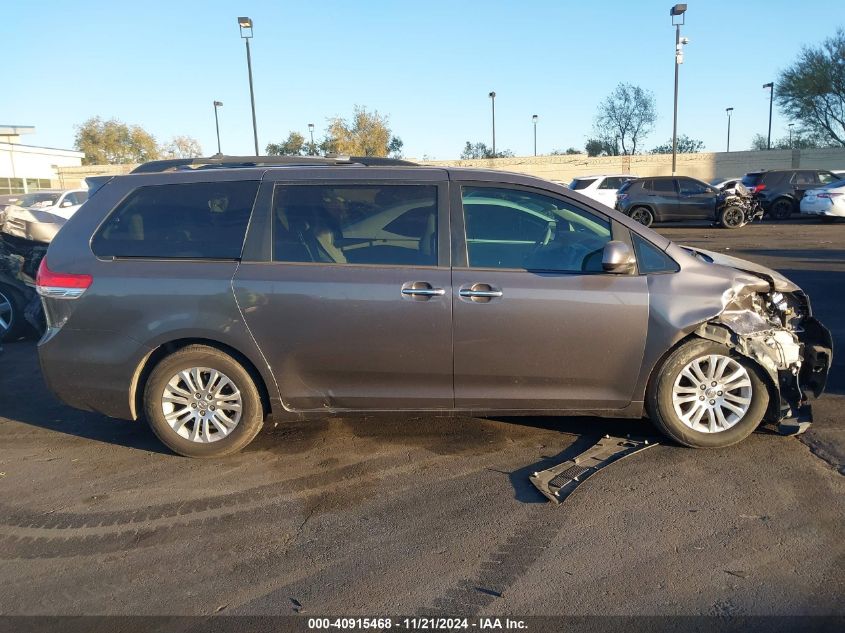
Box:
0;341;171;454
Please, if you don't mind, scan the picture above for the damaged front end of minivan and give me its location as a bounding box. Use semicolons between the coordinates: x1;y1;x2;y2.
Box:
681;248;832;435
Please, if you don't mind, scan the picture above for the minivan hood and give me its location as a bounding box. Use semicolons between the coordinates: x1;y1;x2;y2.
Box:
681;245;799;292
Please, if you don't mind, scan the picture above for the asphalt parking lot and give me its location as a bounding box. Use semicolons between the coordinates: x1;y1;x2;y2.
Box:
0;219;843;620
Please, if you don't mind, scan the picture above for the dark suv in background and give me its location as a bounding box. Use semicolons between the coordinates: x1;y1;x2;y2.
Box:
741;169;840;219
35;156;830;457
614;176;718;227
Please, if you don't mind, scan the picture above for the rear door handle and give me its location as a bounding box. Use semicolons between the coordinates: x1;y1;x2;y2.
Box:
459;283;503;302
401;281;445;300
459;289;503;298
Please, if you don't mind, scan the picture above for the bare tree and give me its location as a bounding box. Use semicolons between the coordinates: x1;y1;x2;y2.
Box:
776;29;845;146
593;83;657;155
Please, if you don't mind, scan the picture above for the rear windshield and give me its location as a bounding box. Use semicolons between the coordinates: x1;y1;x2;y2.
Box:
617;180;634;194
92;180;259;259
569;178;596;190
741;173;763;187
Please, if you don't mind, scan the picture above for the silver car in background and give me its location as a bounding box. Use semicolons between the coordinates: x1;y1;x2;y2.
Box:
2;189;89;243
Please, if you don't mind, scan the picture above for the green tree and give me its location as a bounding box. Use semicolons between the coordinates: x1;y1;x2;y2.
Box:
549;147;581;155
460;141;514;159
320;106;401;157
266;131;307;156
585;138;617;157
749;132;830;150
776;29;845;147
161;135;203;159
74;116;159;165
650;135;705;154
593;83;657;155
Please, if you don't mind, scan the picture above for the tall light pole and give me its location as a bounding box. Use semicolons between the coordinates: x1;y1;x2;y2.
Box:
308;123;315;155
763;82;774;150
213;101;223;155
532;114;538;156
788;122;794;148
725;107;733;152
670;4;688;175
488;91;496;157
238;17;259;155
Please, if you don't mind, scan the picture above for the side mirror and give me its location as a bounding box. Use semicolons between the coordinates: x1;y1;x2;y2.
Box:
602;240;636;274
60;200;74;208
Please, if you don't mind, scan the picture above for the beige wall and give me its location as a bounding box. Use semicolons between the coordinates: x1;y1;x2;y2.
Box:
421;148;845;183
55;148;845;189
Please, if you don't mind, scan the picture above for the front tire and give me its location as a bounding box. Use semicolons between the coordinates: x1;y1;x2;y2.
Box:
769;198;794;220
629;206;654;227
647;340;769;448
143;345;264;457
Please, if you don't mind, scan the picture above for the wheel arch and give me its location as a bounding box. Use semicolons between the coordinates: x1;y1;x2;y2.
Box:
130;337;273;422
643;331;781;423
630;204;658;223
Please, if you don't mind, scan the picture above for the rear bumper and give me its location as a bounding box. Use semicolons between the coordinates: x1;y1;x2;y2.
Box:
38;327;151;420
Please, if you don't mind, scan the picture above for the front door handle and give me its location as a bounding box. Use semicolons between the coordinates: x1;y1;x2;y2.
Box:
459;283;503;302
401;281;445;300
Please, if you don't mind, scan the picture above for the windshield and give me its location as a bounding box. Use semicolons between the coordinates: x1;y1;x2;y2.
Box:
19;193;60;207
822;179;845;189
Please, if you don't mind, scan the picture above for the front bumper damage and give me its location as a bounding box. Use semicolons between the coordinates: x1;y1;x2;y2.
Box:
695;275;833;436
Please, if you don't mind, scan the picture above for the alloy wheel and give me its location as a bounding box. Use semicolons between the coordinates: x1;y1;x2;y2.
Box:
161;367;243;443
0;288;13;335
671;354;752;433
630;207;654;227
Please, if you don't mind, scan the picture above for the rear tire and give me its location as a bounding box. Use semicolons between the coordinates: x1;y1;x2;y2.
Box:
629;206;654;227
769;198;794;220
143;345;264;457
646;340;769;448
0;283;27;341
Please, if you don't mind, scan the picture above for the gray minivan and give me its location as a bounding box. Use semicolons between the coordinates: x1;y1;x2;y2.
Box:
36;156;831;457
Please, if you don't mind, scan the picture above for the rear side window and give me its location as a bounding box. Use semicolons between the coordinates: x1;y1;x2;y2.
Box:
741;173;763;188
646;179;675;193
632;234;679;274
599;176;625;190
92;181;259;259
569;178;596;190
272;184;437;266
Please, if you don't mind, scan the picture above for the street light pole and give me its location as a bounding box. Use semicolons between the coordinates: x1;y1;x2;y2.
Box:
788;123;794;149
238;17;259;155
532;114;538;156
213;101;223;155
763;82;774;150
488;91;496;157
725;107;733;152
670;4;688;175
308;123;315;155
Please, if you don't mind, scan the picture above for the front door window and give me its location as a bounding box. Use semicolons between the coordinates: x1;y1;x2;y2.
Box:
461;186;612;273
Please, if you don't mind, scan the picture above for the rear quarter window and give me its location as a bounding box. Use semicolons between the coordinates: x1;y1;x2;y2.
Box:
91;180;259;259
569;178;596;190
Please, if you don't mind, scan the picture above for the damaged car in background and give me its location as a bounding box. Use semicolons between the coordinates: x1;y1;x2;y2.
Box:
34;157;832;457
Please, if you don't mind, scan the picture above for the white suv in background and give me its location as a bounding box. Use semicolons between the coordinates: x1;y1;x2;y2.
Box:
567;174;637;208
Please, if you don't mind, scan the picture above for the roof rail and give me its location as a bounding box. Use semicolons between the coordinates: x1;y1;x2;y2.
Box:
130;154;417;174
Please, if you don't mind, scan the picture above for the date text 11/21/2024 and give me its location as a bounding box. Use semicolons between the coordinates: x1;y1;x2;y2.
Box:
306;618;528;629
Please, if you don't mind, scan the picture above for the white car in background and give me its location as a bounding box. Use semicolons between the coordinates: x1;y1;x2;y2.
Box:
566;174;637;208
2;189;89;243
710;177;743;195
800;179;845;221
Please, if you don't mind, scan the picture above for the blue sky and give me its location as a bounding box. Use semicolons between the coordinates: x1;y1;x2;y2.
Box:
2;0;837;159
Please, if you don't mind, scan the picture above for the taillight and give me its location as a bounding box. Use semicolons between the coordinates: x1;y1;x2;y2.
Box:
617;193;628;201
36;258;92;299
752;184;766;193
818;193;842;199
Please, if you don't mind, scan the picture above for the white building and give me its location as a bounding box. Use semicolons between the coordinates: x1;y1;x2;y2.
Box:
0;125;84;195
